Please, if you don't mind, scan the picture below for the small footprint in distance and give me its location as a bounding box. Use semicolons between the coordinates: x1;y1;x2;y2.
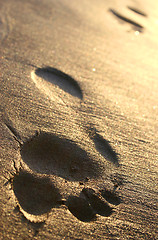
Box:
34;67;83;99
127;6;147;17
109;8;145;32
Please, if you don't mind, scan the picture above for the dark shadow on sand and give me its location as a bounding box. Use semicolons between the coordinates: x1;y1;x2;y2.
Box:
109;8;144;32
13;170;61;215
20;132;101;181
35;67;83;99
91;131;119;166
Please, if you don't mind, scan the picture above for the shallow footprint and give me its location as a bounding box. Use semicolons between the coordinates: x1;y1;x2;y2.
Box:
109;8;144;32
66;196;96;222
82;188;113;217
13;170;61;216
90;130;119;166
20;132;101;181
127;6;147;17
33;67;83;99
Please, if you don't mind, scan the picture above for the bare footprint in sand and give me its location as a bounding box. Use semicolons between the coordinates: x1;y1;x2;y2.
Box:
89;127;119;167
109;6;148;33
11;165;121;223
127;6;147;17
20;131;101;181
11;129;121;222
31;67;83;102
6;67;122;223
67;188;114;222
12;170;61;216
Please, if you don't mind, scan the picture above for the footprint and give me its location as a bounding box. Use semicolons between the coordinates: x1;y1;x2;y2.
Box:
127;6;147;17
9;128;121;223
82;188;113;217
32;67;83;99
67;187;117;222
67;196;96;222
20;131;102;181
109;8;144;32
7;66;122;223
12;169;61;216
18;131;121;222
100;189;121;205
90;128;119;166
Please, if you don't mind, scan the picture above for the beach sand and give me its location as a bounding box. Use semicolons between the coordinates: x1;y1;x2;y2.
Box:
0;0;158;239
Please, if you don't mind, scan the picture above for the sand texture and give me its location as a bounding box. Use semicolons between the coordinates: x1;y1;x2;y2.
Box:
0;0;158;239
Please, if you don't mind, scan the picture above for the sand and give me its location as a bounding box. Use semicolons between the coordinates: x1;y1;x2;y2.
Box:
0;0;158;239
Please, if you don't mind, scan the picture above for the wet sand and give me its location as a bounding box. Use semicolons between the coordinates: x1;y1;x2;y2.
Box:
0;0;158;239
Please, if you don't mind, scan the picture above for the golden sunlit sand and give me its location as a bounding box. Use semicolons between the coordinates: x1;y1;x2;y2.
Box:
0;0;157;239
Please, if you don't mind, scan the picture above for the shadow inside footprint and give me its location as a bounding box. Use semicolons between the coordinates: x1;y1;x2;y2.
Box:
66;196;96;222
109;8;144;32
100;189;121;205
13;170;61;215
82;188;113;217
35;67;83;99
127;6;147;17
20;132;101;181
91;131;119;166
